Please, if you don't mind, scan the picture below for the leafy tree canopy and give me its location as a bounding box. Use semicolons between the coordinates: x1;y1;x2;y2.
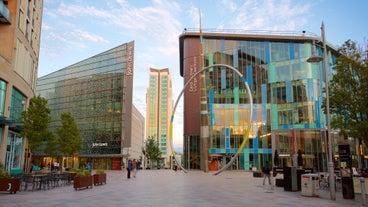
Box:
142;138;162;164
20;96;53;151
329;40;368;142
56;112;82;157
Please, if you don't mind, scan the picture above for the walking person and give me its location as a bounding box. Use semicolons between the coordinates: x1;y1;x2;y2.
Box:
127;160;132;179
262;161;271;185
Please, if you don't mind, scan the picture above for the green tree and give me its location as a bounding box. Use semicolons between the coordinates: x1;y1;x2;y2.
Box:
142;138;162;169
328;40;368;144
55;112;82;169
20;96;53;152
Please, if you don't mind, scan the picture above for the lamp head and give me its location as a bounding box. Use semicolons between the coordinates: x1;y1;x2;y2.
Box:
307;55;323;63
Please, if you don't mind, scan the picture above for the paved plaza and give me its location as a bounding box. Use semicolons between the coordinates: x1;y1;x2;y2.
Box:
0;170;366;207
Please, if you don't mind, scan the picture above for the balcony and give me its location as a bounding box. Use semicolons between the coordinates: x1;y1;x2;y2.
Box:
0;1;11;24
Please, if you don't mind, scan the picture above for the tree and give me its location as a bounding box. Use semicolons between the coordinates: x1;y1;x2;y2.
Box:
328;40;368;144
20;96;53;153
142;138;162;169
55;112;82;169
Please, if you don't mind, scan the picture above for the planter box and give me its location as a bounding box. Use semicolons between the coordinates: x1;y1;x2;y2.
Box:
73;176;93;190
93;173;106;186
0;178;21;194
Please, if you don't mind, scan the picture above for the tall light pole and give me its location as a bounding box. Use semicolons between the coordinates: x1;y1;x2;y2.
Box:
307;21;336;200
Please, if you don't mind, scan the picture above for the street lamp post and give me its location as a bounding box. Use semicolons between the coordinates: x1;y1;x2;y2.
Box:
307;21;336;200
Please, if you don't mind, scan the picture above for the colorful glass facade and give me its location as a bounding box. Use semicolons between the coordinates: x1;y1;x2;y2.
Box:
37;42;136;169
179;31;340;171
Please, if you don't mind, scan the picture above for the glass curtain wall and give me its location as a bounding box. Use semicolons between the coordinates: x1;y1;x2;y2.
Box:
201;38;336;171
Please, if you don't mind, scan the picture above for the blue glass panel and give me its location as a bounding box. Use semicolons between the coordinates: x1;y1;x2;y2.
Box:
315;100;320;128
254;137;258;149
261;84;267;104
233;49;238;68
262;104;266;124
221;39;225;52
286;80;292;103
289;43;295;59
221;68;226;89
225;127;230;148
209;90;215;125
265;42;270;64
269;63;275;83
247;65;252;87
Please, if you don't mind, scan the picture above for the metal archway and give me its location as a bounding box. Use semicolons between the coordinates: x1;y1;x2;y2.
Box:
169;64;253;175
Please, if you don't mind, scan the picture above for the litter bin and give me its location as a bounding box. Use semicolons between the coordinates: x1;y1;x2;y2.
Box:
301;174;319;197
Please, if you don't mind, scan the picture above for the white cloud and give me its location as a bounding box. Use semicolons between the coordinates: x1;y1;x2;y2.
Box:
230;0;311;31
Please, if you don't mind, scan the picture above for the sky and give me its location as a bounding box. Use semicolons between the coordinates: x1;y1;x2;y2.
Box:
38;0;368;152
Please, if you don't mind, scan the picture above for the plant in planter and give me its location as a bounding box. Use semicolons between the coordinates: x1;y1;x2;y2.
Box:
0;167;21;194
93;169;106;186
73;170;93;190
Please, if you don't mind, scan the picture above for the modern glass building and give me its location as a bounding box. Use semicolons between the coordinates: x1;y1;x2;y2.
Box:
146;68;173;168
37;41;142;170
179;30;342;172
0;0;43;175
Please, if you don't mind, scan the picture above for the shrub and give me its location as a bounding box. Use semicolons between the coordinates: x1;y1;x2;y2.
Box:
96;169;105;174
76;170;91;177
0;170;10;178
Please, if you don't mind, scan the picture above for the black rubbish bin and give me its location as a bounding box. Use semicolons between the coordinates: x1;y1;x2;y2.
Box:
296;169;306;191
341;177;354;199
284;166;297;191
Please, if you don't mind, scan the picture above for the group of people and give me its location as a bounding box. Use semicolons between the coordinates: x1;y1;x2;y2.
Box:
126;159;139;179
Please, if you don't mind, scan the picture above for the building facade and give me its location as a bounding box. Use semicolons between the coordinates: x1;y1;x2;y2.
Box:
146;68;173;168
179;30;343;172
37;41;142;170
0;0;43;174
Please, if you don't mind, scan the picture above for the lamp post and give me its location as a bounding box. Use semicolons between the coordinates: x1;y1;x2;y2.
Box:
307;21;336;200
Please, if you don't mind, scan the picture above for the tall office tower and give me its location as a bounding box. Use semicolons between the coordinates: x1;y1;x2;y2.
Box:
0;0;43;174
146;68;173;169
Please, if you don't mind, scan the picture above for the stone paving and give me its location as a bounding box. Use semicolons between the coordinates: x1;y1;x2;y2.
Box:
0;170;366;207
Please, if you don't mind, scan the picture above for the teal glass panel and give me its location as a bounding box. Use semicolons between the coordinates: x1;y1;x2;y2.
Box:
0;80;6;116
234;87;239;104
286;80;292;103
271;104;278;130
307;79;313;101
233;103;239;125
209;53;214;72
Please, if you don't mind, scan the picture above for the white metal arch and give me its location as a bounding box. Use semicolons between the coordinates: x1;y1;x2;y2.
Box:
169;64;253;175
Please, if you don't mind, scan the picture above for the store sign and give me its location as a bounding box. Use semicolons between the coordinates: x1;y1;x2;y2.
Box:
92;143;108;147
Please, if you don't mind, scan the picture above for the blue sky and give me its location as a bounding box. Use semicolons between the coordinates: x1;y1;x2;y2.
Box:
39;0;368;152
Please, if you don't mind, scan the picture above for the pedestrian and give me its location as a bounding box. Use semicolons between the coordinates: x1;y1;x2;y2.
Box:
127;159;132;179
262;161;271;185
132;159;137;178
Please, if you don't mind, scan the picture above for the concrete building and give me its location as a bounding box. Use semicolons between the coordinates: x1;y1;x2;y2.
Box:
37;41;144;170
179;29;344;172
146;68;173;168
0;0;43;175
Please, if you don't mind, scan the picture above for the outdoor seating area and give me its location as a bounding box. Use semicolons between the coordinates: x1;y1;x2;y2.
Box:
21;171;75;191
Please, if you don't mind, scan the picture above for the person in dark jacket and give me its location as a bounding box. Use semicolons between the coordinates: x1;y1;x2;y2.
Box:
127;160;132;179
262;161;271;185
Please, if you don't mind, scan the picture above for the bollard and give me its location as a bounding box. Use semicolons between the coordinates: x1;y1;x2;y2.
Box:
361;177;367;206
